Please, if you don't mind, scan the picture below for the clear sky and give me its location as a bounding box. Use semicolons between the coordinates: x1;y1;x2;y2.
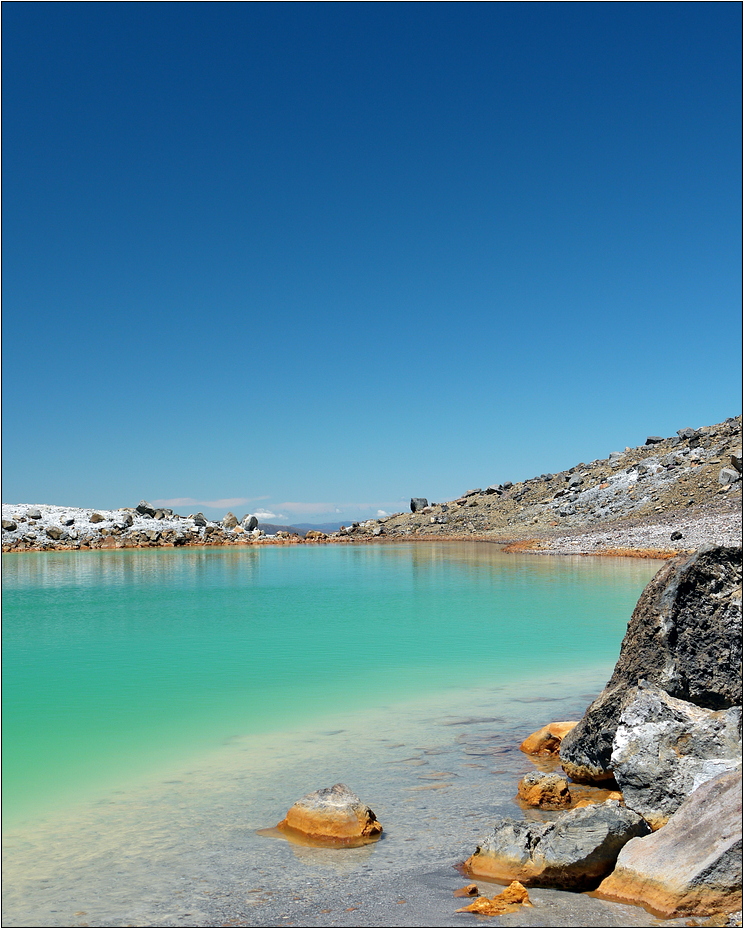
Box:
3;2;741;524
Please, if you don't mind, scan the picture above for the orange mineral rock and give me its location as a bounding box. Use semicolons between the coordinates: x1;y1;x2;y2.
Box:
456;881;533;915
453;883;479;898
516;772;572;809
519;721;578;756
276;783;383;847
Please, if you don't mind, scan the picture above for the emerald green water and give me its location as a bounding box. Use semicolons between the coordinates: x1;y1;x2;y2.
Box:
2;544;659;827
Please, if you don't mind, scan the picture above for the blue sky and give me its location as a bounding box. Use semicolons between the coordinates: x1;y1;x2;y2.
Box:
3;2;741;524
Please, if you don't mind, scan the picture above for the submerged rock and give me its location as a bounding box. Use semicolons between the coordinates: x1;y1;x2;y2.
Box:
597;770;743;917
276;783;383;846
463;800;649;890
560;545;742;783
520;721;578;756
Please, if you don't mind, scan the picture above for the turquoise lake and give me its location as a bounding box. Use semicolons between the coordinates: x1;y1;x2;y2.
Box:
2;543;660;827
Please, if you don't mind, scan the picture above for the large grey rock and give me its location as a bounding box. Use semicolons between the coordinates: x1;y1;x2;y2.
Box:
611;685;742;829
463;801;649;890
719;467;740;485
192;513;207;527
597;770;742;917
26;508;41;519
118;512;133;527
410;498;428;513
2;519;17;531
242;515;258;531
560;546;742;783
89;512;105;523
136;500;156;517
732;448;743;473
645;436;664;445
46;526;64;540
677;427;697;440
222;512;238;529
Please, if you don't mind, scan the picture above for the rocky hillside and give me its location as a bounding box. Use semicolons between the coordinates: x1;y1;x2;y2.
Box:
2;416;741;555
336;416;742;552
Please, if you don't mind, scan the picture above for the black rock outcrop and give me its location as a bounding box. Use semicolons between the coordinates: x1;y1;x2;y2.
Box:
559;545;742;783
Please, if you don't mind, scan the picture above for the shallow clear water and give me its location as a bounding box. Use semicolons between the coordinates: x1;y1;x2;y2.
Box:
2;544;658;826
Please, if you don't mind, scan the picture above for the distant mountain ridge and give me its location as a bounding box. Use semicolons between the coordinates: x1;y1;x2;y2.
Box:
257;521;345;536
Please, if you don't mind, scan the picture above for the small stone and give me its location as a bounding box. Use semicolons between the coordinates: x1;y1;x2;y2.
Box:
677;428;697;439
645;436;664;445
60;516;75;526
276;783;383;846
719;468;740;485
516;772;571;809
46;526;63;540
454;883;479;898
732;448;743;473
2;519;17;531
670;531;683;541
26;508;41;519
456;881;532;915
89;513;105;523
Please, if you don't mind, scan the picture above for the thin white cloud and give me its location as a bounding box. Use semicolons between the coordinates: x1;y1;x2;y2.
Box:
152;496;268;510
152;497;199;508
254;509;286;520
275;501;406;517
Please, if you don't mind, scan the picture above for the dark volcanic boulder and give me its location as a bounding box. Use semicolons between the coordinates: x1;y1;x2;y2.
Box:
560;545;742;783
136;500;156;517
410;498;428;512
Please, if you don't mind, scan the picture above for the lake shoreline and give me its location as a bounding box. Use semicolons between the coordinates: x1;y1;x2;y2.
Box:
3;664;696;929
